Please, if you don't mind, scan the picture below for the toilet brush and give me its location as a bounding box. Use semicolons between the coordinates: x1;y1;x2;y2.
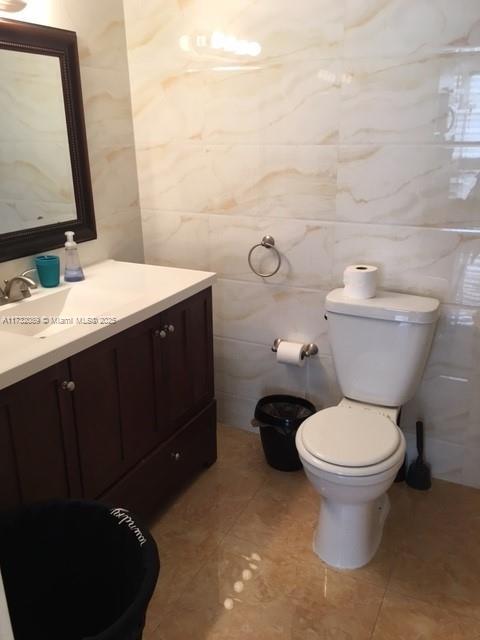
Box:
406;421;431;490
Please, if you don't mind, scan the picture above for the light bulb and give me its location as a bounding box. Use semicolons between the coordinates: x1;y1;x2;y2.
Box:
0;0;27;11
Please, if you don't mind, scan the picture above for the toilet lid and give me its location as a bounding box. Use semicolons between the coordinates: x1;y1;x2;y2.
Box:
300;406;401;467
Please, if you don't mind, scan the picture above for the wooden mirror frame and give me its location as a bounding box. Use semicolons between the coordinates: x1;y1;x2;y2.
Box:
0;17;97;262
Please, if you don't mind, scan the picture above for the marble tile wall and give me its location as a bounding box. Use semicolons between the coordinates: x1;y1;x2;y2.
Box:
0;0;144;278
124;0;480;487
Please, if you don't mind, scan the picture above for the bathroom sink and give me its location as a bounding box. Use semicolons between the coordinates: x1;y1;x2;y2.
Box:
0;259;216;392
0;284;125;338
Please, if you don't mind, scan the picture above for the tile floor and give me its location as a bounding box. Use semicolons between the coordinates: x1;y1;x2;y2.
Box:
145;425;480;640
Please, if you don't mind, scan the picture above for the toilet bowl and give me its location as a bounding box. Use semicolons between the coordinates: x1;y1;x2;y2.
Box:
295;399;406;569
295;286;438;569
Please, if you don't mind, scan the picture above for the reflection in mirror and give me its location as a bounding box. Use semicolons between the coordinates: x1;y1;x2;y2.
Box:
0;48;76;234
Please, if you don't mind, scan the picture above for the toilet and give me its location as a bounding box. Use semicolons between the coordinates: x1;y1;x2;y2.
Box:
295;287;440;569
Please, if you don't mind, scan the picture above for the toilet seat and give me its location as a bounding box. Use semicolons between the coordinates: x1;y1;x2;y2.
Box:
301;406;400;467
298;405;405;477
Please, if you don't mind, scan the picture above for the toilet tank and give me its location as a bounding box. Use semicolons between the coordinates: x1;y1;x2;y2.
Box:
325;289;440;407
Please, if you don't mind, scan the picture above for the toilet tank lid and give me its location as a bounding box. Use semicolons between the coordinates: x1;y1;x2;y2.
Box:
326;289;440;324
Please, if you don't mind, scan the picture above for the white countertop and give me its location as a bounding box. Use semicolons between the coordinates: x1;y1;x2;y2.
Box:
0;260;216;391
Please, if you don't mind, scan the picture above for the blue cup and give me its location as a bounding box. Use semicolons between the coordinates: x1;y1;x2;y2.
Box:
35;255;60;288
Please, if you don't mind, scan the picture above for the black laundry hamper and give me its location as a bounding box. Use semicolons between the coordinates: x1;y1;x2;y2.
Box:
0;500;159;640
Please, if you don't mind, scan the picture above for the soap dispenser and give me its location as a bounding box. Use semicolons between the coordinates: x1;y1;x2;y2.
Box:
64;231;85;282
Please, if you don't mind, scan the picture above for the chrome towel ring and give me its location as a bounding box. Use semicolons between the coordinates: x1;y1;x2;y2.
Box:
247;235;282;278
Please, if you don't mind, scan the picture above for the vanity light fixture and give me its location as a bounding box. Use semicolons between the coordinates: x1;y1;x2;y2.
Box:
0;0;27;11
178;31;261;58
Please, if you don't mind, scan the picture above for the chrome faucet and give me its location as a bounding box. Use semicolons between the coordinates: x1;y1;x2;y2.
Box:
0;270;37;304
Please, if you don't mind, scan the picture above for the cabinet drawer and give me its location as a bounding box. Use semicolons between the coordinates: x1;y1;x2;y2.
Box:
163;402;216;485
99;401;217;518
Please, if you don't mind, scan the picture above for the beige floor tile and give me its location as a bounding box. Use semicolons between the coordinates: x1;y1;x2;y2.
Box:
232;477;318;559
152;534;384;640
145;427;480;639
388;482;480;619
261;466;319;505
145;515;224;632
413;479;480;525
389;548;480;621
337;541;393;590
419;486;480;546
151;599;297;640
160;462;267;534
372;592;480;640
216;424;266;471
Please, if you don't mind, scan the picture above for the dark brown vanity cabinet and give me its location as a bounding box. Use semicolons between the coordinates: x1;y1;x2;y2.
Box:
0;288;216;517
0;362;81;509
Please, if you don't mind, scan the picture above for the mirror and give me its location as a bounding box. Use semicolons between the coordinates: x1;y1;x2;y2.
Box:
0;48;75;232
0;18;96;262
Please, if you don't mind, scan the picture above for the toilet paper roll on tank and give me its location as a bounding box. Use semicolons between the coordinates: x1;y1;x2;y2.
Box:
343;264;378;299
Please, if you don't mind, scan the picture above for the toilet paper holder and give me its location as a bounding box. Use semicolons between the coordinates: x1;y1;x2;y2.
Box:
271;338;319;359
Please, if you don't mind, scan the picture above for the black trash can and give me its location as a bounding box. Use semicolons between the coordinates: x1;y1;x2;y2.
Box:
254;395;316;471
0;500;159;640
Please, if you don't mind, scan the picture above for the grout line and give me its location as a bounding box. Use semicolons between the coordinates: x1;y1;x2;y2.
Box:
367;542;396;638
368;593;385;640
148;540;221;635
140;207;480;235
214;429;271;540
216;388;259;404
384;579;480;629
134;140;480;149
217;476;270;543
213;277;480;312
214;276;332;294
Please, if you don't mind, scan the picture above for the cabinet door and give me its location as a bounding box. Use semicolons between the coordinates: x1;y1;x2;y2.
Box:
186;288;214;411
0;362;80;509
116;316;166;468
158;288;214;441
69;335;125;498
70;317;166;497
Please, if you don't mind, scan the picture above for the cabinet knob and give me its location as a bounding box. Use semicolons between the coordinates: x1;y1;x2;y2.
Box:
167;324;175;333
61;380;75;392
154;329;167;339
171;451;181;462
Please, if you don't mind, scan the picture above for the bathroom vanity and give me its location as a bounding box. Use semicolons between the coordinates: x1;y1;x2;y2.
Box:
0;21;216;518
0;260;216;518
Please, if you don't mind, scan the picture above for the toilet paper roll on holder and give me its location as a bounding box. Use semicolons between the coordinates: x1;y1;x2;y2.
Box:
271;338;318;360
